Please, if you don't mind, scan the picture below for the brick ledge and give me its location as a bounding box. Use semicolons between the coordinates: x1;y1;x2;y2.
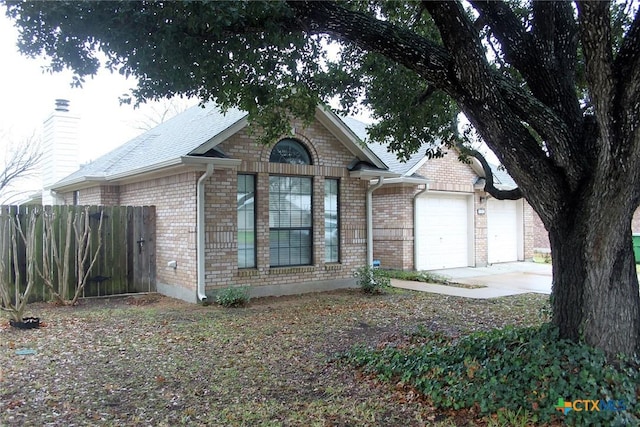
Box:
236;269;259;277
269;266;316;275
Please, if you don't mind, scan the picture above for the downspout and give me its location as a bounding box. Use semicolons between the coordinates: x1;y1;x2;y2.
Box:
366;177;385;267
413;183;429;270
196;163;214;302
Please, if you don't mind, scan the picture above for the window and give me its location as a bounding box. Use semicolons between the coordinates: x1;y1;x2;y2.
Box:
238;175;256;268
269;139;312;165
325;179;339;263
269;176;312;266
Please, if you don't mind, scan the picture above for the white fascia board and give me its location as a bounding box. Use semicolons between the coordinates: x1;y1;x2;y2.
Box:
315;106;388;170
375;176;430;186
474;179;515;192
404;156;430;177
52;157;244;192
109;157;242;185
469;157;485;177
349;169;401;180
188;116;249;155
48;175;107;192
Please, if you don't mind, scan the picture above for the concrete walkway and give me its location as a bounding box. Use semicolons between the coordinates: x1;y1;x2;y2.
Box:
391;261;553;299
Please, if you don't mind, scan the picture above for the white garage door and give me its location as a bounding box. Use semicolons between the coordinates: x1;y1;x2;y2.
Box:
415;194;470;270
487;199;520;264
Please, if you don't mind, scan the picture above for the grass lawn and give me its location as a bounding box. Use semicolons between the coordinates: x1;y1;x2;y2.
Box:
1;289;549;426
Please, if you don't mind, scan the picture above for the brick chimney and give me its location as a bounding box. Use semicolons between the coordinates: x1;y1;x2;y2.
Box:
41;99;79;205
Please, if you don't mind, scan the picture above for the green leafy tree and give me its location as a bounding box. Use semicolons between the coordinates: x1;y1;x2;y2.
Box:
3;0;639;356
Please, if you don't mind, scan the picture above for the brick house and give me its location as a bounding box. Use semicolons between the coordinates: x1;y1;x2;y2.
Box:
343;118;540;271
49;103;396;302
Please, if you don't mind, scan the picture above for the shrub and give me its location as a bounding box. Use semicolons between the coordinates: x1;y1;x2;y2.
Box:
215;286;251;307
340;324;639;425
354;266;390;294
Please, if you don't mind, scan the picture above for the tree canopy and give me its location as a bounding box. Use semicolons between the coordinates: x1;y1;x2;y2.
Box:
4;0;640;357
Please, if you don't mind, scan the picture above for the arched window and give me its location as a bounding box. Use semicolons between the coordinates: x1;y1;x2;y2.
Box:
269;138;312;165
268;139;313;266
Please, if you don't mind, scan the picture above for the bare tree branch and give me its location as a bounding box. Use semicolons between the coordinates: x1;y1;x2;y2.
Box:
455;140;523;200
0;132;43;204
129;96;196;132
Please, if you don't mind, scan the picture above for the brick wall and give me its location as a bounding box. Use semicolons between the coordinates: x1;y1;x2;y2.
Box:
372;185;417;270
523;202;537;258
75;185;121;205
474;193;488;266
118;173;198;296
208;122;368;293
60;116;370;301
77;186;103;205
417;153;478;193
532;210;550;250
632;210;640;235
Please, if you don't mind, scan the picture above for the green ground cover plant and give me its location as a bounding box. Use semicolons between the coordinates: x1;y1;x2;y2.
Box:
341;323;640;426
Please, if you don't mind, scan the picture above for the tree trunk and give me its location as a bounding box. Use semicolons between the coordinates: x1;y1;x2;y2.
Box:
550;201;640;357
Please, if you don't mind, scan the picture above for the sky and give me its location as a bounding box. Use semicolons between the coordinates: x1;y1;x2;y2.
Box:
0;14;155;157
0;7;498;201
0;11;193;199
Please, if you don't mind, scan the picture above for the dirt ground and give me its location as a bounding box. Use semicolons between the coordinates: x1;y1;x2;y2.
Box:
1;289;549;426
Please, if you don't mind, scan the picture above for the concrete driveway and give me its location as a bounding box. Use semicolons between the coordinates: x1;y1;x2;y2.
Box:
430;262;553;295
391;262;553;299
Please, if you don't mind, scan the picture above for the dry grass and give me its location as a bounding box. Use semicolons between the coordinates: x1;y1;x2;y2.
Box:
1;289;549;426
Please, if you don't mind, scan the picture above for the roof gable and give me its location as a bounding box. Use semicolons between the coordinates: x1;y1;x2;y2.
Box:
52;103;389;190
342;116;518;190
341;116;436;176
57;103;247;186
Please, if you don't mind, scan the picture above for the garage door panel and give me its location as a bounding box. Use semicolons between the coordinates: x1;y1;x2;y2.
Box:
487;199;519;263
416;195;470;270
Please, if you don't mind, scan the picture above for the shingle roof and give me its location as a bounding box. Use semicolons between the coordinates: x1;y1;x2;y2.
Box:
339;116;429;176
56;103;397;189
56;103;247;185
341;116;518;189
61;104;514;190
490;164;517;189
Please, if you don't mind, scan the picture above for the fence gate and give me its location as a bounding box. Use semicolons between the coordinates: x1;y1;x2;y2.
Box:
84;205;157;297
0;205;156;302
128;206;156;294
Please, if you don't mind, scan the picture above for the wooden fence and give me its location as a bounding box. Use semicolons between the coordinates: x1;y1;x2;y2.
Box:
0;205;156;303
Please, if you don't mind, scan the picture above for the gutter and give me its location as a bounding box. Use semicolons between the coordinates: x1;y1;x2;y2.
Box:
413;183;430;270
196;163;215;302
51;157;241;193
377;176;429;186
366;176;385;267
